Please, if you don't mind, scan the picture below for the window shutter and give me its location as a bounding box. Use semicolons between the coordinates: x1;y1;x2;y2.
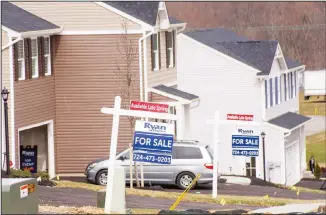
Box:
269;78;273;107
13;42;19;81
151;35;155;71
158;32;161;69
284;74;287;101
172;30;176;68
37;37;44;77
165;32;169;68
265;80;268;108
275;77;278;105
50;36;55;75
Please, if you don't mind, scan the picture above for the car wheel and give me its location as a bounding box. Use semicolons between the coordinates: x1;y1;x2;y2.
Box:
176;172;196;190
96;170;108;185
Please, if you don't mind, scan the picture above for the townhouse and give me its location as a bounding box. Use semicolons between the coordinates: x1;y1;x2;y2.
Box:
1;1;199;177
176;28;311;186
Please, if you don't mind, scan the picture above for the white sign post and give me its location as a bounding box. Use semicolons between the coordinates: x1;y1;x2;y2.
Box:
101;96;178;214
212;110;219;199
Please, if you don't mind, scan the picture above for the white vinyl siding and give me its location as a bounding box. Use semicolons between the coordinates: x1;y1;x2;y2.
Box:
270;78;274;107
265;80;270;108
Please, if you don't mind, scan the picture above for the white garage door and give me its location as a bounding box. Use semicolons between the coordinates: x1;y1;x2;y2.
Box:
285;140;300;186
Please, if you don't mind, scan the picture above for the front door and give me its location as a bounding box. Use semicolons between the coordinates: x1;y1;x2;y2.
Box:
246;157;256;177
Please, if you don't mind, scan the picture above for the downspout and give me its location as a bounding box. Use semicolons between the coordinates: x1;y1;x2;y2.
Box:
139;28;156;102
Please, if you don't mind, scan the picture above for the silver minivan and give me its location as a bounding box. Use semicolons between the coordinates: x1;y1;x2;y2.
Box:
85;141;215;189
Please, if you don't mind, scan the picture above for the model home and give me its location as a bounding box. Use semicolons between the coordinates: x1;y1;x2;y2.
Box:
1;1;199;177
177;28;311;186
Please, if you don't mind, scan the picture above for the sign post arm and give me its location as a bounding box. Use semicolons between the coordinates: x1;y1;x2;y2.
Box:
129;142;133;189
104;96;122;214
212;110;219;199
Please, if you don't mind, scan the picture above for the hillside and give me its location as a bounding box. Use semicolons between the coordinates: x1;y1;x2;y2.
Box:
167;2;326;70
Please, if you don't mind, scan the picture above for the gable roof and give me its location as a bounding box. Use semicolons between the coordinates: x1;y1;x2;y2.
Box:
104;2;159;26
285;57;302;69
268;112;311;131
184;28;301;75
2;2;59;33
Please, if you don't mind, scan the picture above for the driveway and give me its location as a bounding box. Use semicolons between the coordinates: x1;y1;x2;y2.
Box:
38;186;263;211
305;115;326;136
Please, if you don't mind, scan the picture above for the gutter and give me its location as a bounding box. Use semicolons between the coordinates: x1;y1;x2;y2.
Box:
2;26;64;51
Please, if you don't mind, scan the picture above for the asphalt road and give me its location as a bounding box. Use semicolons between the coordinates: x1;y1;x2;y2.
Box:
59;177;325;200
39;186;262;211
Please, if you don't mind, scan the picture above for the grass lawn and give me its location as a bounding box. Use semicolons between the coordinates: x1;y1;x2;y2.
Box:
306;131;326;166
299;91;326;116
54;180;325;207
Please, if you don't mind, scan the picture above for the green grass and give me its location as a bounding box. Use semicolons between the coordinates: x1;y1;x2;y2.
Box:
306;131;326;166
54;180;325;207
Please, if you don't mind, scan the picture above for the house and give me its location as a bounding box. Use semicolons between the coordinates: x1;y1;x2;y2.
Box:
176;28;311;186
1;1;199;177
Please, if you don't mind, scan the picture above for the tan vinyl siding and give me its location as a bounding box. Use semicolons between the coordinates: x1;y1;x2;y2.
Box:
14;77;56;164
54;35;140;173
11;2;141;31
1;30;13;160
147;31;177;88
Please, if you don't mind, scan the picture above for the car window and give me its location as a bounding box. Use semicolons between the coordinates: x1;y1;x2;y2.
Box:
206;145;213;159
118;150;130;160
172;146;203;159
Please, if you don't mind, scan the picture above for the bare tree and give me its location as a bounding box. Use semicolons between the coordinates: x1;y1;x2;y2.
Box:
114;18;140;187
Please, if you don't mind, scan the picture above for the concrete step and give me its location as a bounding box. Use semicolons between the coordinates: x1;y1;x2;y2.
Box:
303;170;315;179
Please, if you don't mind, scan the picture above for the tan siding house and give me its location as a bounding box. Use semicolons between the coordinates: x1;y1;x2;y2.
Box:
54;34;141;172
11;2;141;31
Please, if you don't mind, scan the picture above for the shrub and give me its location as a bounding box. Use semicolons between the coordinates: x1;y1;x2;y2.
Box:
314;164;322;179
33;171;49;180
318;205;326;212
321;167;326;173
9;168;32;178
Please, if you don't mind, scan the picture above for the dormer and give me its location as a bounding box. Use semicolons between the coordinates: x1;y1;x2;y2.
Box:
156;2;170;30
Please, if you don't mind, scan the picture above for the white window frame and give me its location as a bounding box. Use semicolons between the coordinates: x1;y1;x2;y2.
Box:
44;37;51;76
166;30;174;68
277;76;281;104
284;73;289;101
265;79;270;108
17;39;25;81
291;72;295;99
152;33;160;71
31;37;39;79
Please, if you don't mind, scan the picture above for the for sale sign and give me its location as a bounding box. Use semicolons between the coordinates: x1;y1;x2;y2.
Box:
130;101;169;113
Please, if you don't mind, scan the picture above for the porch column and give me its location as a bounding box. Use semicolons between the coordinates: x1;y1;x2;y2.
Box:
183;104;190;138
300;126;307;172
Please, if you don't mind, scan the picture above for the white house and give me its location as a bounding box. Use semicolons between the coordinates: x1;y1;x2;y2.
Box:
176;28;311;186
304;69;326;97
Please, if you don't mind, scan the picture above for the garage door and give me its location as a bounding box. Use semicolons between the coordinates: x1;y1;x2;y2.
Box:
285;141;300;186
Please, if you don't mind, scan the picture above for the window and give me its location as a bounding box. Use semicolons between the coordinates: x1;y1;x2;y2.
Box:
279;75;282;103
275;77;280;105
151;33;160;71
290;72;294;99
31;38;38;78
270;78;274;107
17;40;25;80
172;146;203;159
166;31;175;68
284;74;288;101
246;157;256;177
294;71;297;97
265;80;270;108
44;37;51;76
119;150;130;160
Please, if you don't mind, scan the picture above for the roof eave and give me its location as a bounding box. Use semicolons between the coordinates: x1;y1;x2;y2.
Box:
149;88;200;105
6;26;64;38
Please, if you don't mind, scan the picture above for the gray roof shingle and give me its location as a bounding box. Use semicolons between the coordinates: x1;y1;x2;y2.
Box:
2;2;59;33
268;112;311;130
169;17;184;24
153;85;199;101
285;57;302;69
104;2;159;26
184;28;302;75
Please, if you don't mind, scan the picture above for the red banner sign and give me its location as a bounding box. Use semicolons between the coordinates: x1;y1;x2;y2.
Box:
227;114;254;121
130;101;169;113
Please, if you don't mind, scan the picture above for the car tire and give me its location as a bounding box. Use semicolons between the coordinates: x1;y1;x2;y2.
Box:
96;170;108;185
176;172;196;190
